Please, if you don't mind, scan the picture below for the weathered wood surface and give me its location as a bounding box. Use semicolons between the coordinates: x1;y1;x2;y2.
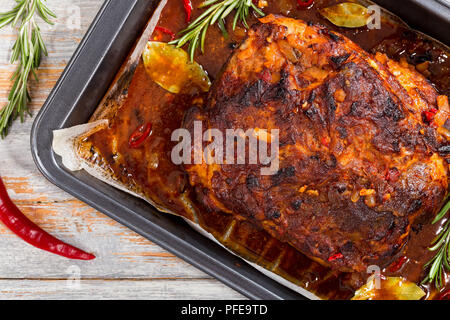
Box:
0;0;244;300
0;279;242;300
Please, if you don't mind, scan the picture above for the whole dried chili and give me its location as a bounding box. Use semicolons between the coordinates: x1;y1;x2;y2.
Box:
0;177;95;260
129;123;153;149
154;26;176;41
183;0;193;23
297;0;314;8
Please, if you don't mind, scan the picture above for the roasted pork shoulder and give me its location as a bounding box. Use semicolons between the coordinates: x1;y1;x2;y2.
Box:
183;15;449;272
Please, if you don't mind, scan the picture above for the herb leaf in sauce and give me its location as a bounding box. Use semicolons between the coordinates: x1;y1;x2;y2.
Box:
169;0;265;61
353;276;426;300
143;42;211;94
319;2;371;28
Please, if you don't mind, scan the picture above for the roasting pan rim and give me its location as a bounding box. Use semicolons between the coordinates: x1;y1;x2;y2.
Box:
31;0;450;300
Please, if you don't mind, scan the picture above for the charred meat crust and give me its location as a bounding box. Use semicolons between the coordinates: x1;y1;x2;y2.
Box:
183;16;449;273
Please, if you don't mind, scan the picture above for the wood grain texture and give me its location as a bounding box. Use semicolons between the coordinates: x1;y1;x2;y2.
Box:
0;279;243;300
0;0;244;300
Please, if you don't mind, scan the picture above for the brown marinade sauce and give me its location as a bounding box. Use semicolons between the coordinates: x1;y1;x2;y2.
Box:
85;0;449;299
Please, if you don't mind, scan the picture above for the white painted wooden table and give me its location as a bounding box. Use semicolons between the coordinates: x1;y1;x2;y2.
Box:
0;0;243;300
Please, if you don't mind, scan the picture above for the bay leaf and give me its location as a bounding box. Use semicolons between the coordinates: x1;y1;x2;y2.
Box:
320;2;371;28
352;276;426;300
142;41;211;94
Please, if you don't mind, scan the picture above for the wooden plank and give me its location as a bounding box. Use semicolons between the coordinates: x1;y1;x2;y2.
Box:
0;0;245;299
0;200;212;279
0;279;244;300
0;0;105;116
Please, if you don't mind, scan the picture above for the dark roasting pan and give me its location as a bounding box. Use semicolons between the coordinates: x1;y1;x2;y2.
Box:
31;0;450;300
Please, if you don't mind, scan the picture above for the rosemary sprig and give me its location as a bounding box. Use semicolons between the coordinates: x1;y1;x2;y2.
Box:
0;0;56;138
169;0;265;61
422;195;450;289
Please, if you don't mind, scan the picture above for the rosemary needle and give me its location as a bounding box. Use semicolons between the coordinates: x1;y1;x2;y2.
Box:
422;196;450;289
169;0;265;61
0;0;56;138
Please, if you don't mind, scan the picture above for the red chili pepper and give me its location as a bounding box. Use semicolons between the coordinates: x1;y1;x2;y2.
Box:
129;123;152;149
389;255;408;272
183;0;193;23
0;177;95;260
328;253;344;262
153;26;176;41
439;290;450;300
297;0;314;8
422;108;438;124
